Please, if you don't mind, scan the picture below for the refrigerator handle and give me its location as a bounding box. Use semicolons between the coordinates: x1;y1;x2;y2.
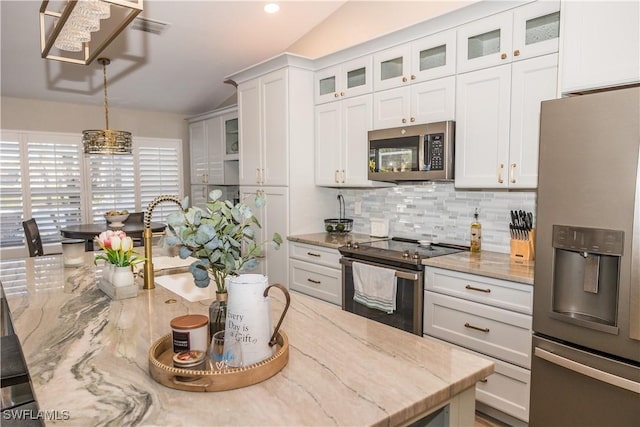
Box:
534;347;640;394
630;146;640;341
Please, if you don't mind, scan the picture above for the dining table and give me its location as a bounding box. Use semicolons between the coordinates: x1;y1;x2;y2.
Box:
60;222;167;251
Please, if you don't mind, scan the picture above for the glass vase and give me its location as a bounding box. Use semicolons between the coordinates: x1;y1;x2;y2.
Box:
209;291;228;340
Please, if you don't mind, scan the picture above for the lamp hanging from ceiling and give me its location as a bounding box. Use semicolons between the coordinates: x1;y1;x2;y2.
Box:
40;0;143;65
83;58;132;155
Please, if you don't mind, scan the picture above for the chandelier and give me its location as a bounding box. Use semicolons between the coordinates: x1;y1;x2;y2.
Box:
39;0;143;65
83;58;132;155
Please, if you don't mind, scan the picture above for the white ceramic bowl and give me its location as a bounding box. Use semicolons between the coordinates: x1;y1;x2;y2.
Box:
104;213;129;228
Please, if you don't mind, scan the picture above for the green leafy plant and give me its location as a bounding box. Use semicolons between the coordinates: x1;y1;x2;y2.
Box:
165;190;282;292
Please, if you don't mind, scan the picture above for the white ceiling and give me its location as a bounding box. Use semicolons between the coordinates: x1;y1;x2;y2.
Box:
1;0;348;116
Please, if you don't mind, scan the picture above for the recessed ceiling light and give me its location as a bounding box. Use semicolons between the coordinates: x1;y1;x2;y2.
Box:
264;3;280;14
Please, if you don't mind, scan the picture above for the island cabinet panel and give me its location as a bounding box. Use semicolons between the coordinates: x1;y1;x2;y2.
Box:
560;0;640;94
289;242;341;305
424;266;533;423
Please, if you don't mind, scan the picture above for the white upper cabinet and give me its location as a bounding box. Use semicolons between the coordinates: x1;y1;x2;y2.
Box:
315;56;373;104
238;68;289;187
455;53;558;189
457;1;560;73
373;75;455;129
560;1;640;93
188;106;238;186
189;120;208;185
374;30;456;92
316;94;391;187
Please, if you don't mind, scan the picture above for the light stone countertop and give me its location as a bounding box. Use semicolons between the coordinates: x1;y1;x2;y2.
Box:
423;251;535;285
288;233;535;285
2;253;493;426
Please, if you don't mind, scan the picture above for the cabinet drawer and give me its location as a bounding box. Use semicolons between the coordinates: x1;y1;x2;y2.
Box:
424;291;532;368
429;336;530;422
425;267;532;314
289;242;341;269
289;259;341;306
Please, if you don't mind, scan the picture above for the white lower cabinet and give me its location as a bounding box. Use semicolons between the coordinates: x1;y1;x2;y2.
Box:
423;266;532;423
289;242;341;305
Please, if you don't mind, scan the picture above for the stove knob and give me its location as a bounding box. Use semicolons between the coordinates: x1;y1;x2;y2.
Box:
402;250;410;258
412;251;421;260
353;242;360;250
346;242;352;249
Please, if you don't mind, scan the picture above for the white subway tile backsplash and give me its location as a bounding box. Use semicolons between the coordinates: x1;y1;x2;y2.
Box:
340;182;536;253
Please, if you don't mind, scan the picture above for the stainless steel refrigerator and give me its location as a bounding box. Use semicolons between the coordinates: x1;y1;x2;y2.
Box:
530;87;640;426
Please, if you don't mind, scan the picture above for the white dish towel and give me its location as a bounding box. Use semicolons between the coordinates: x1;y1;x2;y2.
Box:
352;261;397;314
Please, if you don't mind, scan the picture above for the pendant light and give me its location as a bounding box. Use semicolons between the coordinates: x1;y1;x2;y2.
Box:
82;58;132;155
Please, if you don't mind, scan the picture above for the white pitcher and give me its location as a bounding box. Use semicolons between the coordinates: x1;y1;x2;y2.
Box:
224;274;290;367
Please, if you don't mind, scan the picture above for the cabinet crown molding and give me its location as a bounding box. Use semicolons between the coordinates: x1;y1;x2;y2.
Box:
225;52;315;86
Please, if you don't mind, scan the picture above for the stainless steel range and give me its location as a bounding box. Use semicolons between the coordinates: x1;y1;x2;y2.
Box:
339;237;467;335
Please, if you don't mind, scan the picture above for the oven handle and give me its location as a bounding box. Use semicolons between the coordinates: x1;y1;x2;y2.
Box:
340;258;419;281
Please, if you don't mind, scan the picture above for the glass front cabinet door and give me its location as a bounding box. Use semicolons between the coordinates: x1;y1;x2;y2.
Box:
315;56;372;104
457;1;560;73
375;29;456;92
224;114;239;159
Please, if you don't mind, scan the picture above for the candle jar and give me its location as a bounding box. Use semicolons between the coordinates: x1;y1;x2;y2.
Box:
170;314;208;353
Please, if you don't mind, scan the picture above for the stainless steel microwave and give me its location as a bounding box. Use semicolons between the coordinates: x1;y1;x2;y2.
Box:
368;121;455;182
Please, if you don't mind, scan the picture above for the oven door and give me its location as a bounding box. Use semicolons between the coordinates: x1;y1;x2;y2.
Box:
341;257;423;335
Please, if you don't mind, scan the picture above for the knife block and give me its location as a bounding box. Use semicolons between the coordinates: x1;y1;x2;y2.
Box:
510;228;535;261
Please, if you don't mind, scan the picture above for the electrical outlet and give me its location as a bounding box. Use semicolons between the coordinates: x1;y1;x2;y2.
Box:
354;201;362;215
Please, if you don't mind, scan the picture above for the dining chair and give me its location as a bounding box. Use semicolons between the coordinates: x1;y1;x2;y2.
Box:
22;219;44;257
125;212;145;246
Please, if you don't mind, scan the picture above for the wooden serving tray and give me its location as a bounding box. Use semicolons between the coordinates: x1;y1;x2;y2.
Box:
148;331;289;392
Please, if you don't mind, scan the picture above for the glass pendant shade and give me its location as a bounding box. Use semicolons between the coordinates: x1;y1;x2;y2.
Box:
83;58;133;155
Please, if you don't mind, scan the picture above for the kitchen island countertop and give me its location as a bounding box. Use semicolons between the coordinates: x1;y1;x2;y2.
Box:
2;253;493;426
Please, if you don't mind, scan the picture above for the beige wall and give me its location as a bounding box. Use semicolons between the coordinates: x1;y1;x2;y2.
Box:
287;1;476;58
1;96;190;193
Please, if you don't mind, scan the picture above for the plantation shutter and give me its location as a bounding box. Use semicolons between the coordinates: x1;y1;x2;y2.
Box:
0;133;24;248
88;153;136;223
26;133;83;243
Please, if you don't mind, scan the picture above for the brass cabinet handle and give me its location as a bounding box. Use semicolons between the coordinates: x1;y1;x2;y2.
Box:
501;53;507;60
410;117;416;122
411;74;416;80
465;284;491;293
307;278;321;285
514;49;520;57
402;76;408;83
497;163;504;184
479;378;488;383
510;163;517;183
465;322;490;333
402;118;407;123
334;93;340;98
340;91;345;96
306;252;321;257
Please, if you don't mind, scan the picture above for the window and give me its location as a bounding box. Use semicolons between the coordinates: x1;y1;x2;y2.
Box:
0;130;183;255
0;133;24;248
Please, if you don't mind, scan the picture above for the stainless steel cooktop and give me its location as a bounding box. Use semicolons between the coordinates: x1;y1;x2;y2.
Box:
339;237;467;268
